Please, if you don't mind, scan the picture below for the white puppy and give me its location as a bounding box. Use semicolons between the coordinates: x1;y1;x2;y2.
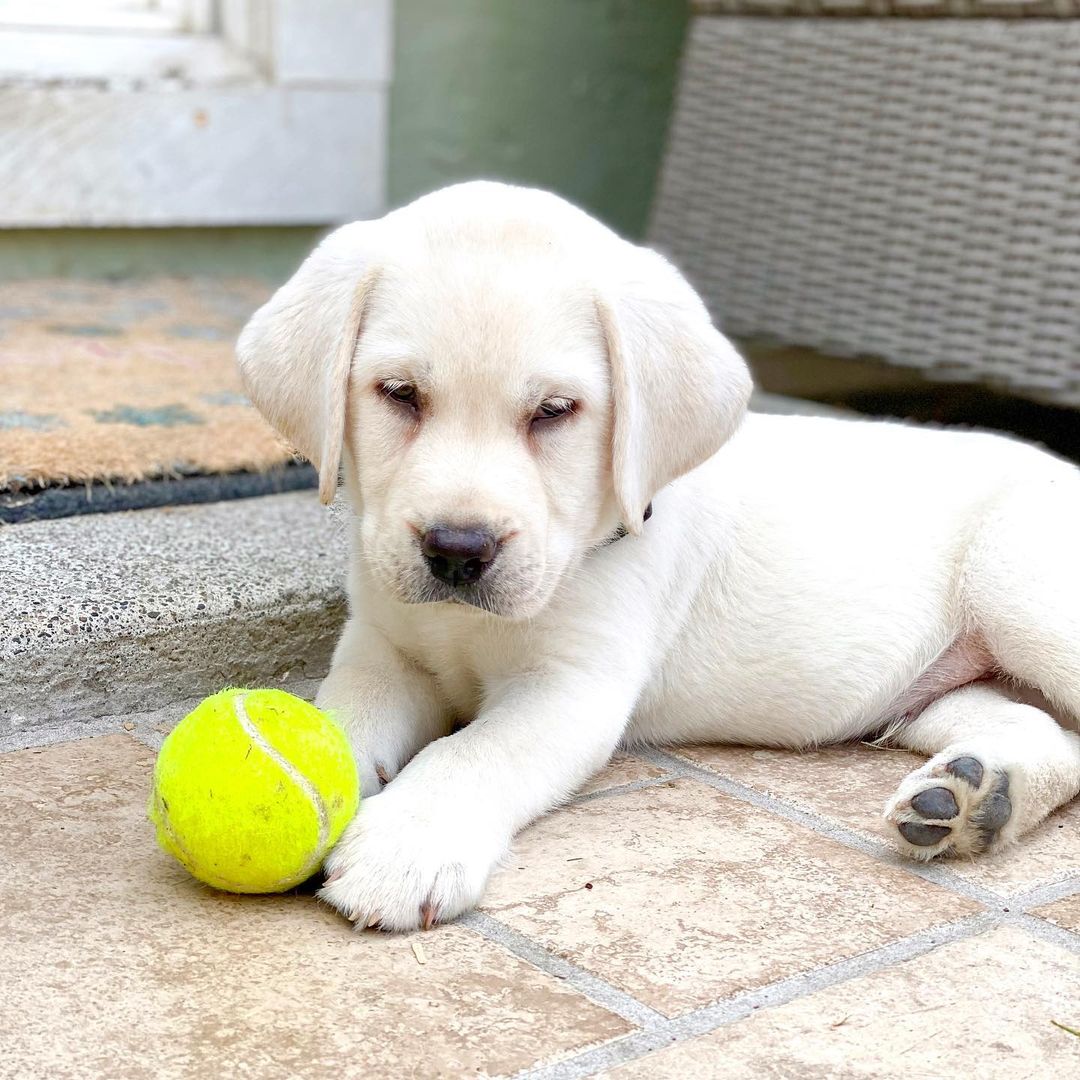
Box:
238;181;1080;931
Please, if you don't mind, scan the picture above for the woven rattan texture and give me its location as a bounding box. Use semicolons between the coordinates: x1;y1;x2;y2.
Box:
651;18;1080;406
694;1;1080;16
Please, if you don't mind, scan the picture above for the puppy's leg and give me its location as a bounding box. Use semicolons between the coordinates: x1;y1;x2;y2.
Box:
320;665;634;931
964;465;1080;722
883;682;1080;860
316;617;449;798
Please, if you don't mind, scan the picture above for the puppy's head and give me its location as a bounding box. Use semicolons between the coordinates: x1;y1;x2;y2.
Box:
237;182;750;619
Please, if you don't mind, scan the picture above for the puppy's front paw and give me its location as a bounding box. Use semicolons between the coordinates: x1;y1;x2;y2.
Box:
319;790;507;932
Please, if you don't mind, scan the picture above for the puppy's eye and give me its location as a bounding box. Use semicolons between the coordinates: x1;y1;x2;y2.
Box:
531;398;575;426
380;381;419;411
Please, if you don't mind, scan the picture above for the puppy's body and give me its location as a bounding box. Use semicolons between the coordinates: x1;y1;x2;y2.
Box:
627;413;1068;749
239;181;1080;930
360;413;1062;745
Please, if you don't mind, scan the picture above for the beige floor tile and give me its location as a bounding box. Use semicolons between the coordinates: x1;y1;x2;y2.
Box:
676;743;1080;895
674;743;919;838
483;779;979;1016
602;926;1080;1079
1;736;630;1079
1031;892;1080;933
576;752;670;798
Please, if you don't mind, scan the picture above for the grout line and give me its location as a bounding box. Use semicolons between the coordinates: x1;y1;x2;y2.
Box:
3;676;328;758
459;912;667;1030
572;773;678;806
514;912;999;1080
129;728;166;752
525;1029;685;1080
1006;876;1080;912
893;859;1008;910
0;716;130;754
1007;911;1080;956
663;914;996;1035
635;748;1009;910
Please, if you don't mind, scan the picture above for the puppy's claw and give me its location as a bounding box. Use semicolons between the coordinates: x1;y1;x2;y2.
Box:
367;913;382;929
375;763;390;786
421;902;437;931
323;866;343;885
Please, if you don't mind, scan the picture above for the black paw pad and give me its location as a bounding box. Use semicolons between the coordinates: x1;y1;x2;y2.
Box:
944;756;984;790
910;787;959;820
898;821;952;847
975;773;1012;844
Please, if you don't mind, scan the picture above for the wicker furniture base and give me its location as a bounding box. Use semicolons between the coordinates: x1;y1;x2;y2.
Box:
651;18;1080;406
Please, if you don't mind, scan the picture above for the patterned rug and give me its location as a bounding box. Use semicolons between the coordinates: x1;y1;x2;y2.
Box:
0;278;304;517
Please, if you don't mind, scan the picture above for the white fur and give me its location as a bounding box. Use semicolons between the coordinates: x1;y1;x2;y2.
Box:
238;181;1080;931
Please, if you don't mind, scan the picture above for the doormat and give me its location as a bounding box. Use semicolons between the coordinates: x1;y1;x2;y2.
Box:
0;278;313;522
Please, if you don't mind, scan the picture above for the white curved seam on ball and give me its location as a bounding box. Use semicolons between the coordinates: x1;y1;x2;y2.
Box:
233;692;331;885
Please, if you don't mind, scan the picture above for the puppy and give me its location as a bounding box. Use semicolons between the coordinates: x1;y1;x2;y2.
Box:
238;181;1080;931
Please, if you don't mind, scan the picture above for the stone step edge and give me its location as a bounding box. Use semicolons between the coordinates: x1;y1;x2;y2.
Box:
1;490;349;739
2;592;345;739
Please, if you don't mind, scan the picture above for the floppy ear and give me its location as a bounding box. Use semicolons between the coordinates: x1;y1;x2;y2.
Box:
597;246;752;533
236;223;381;505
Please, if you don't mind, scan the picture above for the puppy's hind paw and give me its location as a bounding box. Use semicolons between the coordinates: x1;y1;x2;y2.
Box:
885;753;1013;860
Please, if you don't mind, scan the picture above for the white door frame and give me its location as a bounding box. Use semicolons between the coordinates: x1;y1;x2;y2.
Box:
0;0;391;226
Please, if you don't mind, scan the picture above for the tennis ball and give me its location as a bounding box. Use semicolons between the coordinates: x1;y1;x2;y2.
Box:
148;688;359;894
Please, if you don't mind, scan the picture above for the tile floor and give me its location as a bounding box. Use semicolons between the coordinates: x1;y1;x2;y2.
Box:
3;732;1079;1078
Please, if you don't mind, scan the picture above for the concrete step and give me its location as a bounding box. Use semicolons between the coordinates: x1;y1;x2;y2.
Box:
1;491;347;746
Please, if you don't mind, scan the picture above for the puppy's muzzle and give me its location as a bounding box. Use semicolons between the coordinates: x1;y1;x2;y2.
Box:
421;525;500;586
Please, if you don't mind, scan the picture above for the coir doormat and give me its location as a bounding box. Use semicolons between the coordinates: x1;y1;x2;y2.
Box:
0;278;312;522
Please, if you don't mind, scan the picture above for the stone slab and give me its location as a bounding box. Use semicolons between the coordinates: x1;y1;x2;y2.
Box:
0;735;631;1079
483;778;981;1016
602;925;1080;1078
676;743;1080;897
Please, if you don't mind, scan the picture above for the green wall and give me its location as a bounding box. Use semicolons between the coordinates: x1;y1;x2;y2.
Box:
0;1;687;280
390;0;688;240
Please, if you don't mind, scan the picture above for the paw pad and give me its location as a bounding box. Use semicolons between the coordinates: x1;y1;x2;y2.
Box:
944;756;984;789
890;754;1013;857
898;821;952;846
975;774;1012;843
910;786;959;820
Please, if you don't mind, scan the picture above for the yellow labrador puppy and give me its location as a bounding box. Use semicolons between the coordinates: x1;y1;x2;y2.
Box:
238;181;1080;931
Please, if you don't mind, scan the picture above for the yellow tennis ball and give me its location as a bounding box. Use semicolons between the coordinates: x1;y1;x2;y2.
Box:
148;688;359;894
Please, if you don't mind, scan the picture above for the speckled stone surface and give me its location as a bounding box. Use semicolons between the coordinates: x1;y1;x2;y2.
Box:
0;492;348;737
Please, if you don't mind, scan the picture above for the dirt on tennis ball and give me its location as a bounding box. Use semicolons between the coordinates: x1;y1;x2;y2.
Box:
148;688;359;893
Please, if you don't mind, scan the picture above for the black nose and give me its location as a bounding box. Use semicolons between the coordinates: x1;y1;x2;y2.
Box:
421;525;499;586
